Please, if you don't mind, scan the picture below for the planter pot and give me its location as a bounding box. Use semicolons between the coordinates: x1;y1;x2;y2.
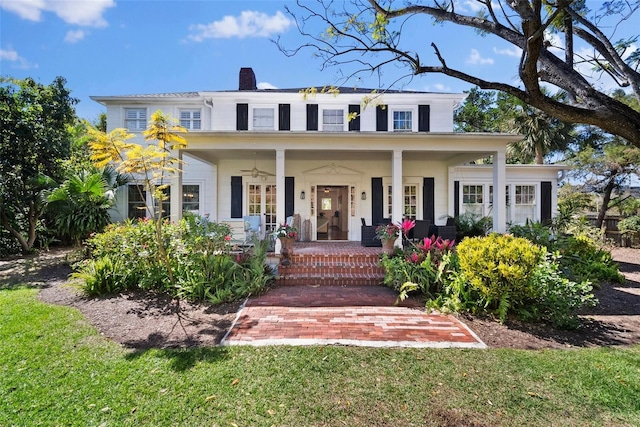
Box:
279;237;294;265
382;238;396;255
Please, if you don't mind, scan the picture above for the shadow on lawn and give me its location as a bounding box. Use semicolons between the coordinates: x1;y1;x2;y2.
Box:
125;345;230;372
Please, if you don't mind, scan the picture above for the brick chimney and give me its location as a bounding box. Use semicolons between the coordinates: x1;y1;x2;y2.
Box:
239;67;257;90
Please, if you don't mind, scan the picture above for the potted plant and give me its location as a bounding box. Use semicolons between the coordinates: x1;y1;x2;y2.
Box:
376;220;415;254
275;222;298;250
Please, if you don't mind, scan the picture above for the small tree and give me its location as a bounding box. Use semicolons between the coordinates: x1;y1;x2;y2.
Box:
0;77;77;254
88;110;187;284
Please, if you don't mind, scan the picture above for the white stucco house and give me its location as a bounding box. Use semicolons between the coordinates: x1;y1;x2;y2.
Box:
91;67;564;246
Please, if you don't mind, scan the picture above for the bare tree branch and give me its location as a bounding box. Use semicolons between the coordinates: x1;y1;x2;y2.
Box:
276;0;640;147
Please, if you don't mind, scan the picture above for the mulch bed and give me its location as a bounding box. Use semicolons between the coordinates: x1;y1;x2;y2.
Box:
2;246;638;350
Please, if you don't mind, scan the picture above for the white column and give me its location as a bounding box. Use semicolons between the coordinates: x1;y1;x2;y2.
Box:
170;150;183;222
493;150;507;233
392;150;403;246
275;149;286;253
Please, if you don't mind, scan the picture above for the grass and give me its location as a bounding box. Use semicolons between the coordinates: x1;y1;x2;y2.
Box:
1;287;639;426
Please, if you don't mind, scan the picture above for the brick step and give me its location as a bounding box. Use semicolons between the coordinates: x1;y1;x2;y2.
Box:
279;265;385;276
276;252;386;286
275;273;384;287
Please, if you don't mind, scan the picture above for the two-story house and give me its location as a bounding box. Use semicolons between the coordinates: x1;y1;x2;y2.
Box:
91;67;564;244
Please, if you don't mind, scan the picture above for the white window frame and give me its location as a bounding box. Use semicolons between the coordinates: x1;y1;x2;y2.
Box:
322;108;344;132
393;110;413;132
515;185;536;205
182;184;201;214
252;106;275;131
462;185;484;205
127;184;148;219
390;106;417;132
179;109;201;130
124;108;147;131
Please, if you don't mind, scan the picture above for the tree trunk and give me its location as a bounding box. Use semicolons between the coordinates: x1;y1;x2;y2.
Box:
596;178;616;229
535;143;544;164
0;213;32;254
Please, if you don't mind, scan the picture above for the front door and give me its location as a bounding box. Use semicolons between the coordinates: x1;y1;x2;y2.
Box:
316;185;349;240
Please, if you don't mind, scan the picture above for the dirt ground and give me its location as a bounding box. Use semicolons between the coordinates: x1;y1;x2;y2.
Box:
1;246;638;350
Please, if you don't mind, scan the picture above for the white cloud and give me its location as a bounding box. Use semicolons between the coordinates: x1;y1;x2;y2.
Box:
0;0;114;27
493;46;521;57
188;10;292;41
429;83;451;92
0;48;19;61
64;29;86;43
466;49;494;65
0;47;37;69
257;81;277;89
545;32;564;58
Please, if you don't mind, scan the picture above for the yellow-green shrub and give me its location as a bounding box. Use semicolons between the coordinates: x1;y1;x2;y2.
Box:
457;234;546;320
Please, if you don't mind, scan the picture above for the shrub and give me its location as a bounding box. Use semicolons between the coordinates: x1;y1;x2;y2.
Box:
557;235;625;284
618;215;640;247
523;253;596;329
509;220;624;285
453;212;493;240
456;234;546;321
73;216;273;302
381;235;455;298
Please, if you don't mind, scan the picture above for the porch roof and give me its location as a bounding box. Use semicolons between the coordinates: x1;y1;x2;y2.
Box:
182;131;521;165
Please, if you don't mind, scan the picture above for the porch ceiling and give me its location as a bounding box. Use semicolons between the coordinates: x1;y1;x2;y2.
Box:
184;149;487;164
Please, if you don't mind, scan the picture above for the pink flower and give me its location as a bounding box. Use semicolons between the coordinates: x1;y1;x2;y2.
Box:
409;252;420;263
401;219;415;235
224;235;231;241
421;237;432;250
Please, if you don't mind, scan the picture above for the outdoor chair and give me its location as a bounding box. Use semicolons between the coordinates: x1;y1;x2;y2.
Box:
361;218;381;247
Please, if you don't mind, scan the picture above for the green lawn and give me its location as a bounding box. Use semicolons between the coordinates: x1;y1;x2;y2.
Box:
2;287;639;427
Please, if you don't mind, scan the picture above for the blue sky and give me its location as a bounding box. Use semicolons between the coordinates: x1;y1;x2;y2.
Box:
1;0;634;121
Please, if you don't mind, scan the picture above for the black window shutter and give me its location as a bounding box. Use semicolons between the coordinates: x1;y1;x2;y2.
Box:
231;176;243;218
279;104;290;131
372;177;384;225
285;177;295;217
541;181;552;225
423;177;435;223
236;104;248;131
348;104;360;131
418;105;430;132
376;105;388;131
454;180;460;217
306;104;318;131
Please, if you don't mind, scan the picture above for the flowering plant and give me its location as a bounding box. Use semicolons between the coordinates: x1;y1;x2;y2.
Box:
376;219;415;241
275;222;298;239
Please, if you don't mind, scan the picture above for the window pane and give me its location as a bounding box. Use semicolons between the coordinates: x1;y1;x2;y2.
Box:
393;111;412;132
253;108;274;130
323;109;344;132
183;184;199;213
128;185;147;219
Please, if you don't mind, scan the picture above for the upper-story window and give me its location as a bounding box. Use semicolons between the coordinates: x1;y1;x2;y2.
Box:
253;108;274;130
125;108;147;131
322;109;344;132
180;109;201;130
393;110;413;132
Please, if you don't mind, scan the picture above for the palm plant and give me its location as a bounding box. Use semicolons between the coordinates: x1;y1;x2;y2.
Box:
500;92;573;164
47;167;128;245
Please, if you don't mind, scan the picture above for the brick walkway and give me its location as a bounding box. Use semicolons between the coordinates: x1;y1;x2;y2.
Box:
222;285;486;349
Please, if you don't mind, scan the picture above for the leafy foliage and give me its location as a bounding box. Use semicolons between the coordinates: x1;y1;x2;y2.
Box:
510;221;625;285
0;76;78;254
46;167;127;245
381;235;456;299
73;216;273;303
456;234;546;321
453;212;492;240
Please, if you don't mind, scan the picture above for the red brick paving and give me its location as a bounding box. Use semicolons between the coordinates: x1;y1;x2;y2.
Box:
222;285;486;349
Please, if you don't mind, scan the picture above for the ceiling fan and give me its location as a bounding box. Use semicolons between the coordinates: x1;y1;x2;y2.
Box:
240;153;275;178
